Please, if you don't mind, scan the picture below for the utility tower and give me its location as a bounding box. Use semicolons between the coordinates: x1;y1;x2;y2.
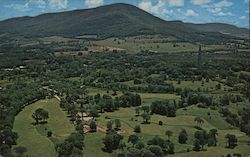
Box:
198;44;202;69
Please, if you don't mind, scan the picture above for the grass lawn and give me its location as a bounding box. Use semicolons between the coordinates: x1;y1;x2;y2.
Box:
84;132;109;157
177;105;233;130
91;106;250;157
12;98;75;157
93;37;227;53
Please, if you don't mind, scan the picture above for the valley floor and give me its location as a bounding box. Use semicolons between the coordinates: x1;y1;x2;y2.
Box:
12;96;250;157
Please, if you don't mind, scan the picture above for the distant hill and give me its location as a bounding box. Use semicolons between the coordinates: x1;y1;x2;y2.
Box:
0;3;248;42
185;22;249;39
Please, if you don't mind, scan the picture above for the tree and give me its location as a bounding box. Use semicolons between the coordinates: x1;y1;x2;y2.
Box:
89;107;99;117
135;141;145;149
56;133;84;157
103;134;113;153
128;134;139;146
194;117;204;127
118;142;126;151
14;146;27;156
114;119;121;131
148;145;164;157
106;121;113;131
178;129;188;144
193;138;201;151
208;129;218;146
89;120;97;132
32;108;49;124
134;125;141;133
79;107;85;119
225;134;237;148
165;130;173;140
103;131;123;153
47;131;52;137
141;113;150;124
141;106;150;114
194;130;208;150
135;107;140;116
221;94;230;106
168;142;175;154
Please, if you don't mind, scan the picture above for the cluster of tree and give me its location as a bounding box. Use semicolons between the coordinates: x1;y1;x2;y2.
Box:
187;94;213;106
135;106;151;124
56;132;84;157
119;93;142;107
219;108;239;127
239;107;250;137
0;82;47;156
113;135;175;157
103;130;123;153
192;128;235;151
220;94;243;106
150;101;177;117
87;92;142;113
32;108;49;125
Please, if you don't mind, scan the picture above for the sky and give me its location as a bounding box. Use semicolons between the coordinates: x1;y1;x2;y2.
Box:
0;0;249;28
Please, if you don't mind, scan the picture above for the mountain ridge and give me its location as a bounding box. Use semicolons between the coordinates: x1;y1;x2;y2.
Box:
0;3;248;42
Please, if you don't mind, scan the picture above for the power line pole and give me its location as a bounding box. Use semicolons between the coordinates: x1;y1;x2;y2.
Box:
198;44;202;70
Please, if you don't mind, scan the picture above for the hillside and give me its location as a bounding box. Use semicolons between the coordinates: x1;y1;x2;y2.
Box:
0;3;248;42
186;22;249;39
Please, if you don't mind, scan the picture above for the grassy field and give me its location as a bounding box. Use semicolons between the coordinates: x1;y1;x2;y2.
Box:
87;87;180;104
93;106;250;157
12;98;75;157
93;36;227;53
11;89;250;157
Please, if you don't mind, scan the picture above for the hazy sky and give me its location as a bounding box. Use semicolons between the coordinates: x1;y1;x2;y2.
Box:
0;0;249;28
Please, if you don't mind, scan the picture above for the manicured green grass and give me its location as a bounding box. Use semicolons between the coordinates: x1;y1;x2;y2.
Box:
177;105;233;130
139;93;180;104
92;106;250;157
84;132;109;157
12;98;75;157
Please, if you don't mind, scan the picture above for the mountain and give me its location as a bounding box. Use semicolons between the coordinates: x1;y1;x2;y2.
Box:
0;3;248;42
186;23;249;39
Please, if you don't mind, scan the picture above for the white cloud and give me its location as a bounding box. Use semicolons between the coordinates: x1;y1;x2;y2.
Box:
5;3;30;12
217;11;233;16
207;7;221;13
191;0;211;5
138;0;166;15
138;1;153;12
214;0;233;8
28;0;46;8
167;0;185;7
4;0;47;11
48;0;68;9
29;0;46;6
206;0;234;17
186;9;198;16
239;16;247;19
85;0;104;8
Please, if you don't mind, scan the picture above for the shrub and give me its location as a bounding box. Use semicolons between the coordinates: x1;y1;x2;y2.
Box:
134;125;141;133
47;131;52;137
